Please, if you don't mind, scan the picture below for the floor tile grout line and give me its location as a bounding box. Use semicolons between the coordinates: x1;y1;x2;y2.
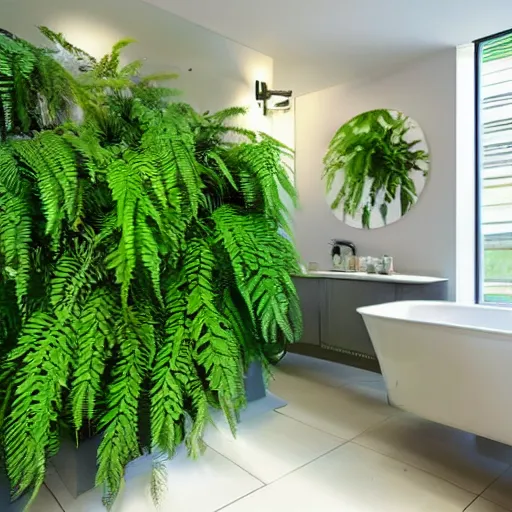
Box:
214;439;354;511
206;410;356;510
462;495;479;511
348;414;394;442
215;440;348;512
280;441;348;480
471;462;512;510
273;408;348;440
349;439;489;496
43;482;66;512
273;406;390;443
213;485;264;512
273;359;512;510
206;405;347;485
207;420;349;490
206;444;267;486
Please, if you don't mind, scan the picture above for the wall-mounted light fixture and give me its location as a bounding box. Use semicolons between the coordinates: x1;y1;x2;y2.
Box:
255;80;292;115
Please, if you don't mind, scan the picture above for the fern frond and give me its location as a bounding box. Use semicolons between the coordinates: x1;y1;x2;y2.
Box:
5;312;74;503
258;132;294;157
213;205;302;347
119;59;143;78
81;76;134;91
33;48;81;125
71;288;117;431
222;287;261;364
235;140;287;222
62;123;111;177
50;247;94;317
0;280;21;345
93;38;136;79
0;35;36;135
12;132;80;247
138;157;169;210
39;131;79;217
150;453;168;508
152;268;214;459
0;189;31;307
207;150;238;191
96;308;155;508
105;153;143;307
140;72;179;84
185;238;245;433
38;25;96;64
132;85;181;109
184;376;210;458
0;145;22;195
150;275;187;456
140;107;202;216
135;206;162;303
207;106;248;124
11;136;64;237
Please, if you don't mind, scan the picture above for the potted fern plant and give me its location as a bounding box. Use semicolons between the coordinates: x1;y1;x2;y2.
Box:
0;28;301;510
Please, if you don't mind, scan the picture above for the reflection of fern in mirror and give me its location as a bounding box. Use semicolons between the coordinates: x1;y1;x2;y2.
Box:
0;29;79;140
323;109;429;229
0;29;301;510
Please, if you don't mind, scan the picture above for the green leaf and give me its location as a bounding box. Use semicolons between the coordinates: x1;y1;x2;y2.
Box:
105;153;143;308
96;309;155;506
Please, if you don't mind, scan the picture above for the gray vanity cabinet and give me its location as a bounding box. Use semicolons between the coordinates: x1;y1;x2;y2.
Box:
322;280;395;356
290;274;448;373
293;277;324;346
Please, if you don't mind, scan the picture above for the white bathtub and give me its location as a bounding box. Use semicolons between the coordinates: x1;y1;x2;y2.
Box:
358;301;512;446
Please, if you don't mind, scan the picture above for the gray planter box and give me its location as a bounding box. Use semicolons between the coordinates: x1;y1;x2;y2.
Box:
244;361;266;402
51;434;102;499
53;361;271;499
0;471;29;511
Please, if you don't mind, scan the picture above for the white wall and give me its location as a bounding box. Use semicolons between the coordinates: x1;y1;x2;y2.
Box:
295;49;458;297
456;45;476;303
0;0;273;133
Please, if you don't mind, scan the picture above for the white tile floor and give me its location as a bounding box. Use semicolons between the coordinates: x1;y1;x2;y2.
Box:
36;353;512;512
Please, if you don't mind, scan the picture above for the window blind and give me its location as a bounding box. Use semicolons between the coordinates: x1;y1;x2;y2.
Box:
480;33;512;303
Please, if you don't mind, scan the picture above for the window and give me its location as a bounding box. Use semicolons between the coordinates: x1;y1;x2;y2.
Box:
476;31;512;305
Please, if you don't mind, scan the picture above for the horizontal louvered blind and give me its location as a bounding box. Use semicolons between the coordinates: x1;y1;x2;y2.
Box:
481;54;512;248
483;33;512;63
480;34;512;303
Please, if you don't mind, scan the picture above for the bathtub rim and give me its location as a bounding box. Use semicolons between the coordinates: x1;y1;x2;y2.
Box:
357;300;512;337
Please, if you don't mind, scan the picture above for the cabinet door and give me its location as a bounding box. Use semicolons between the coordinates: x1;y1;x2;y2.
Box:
396;282;448;301
292;277;322;346
322;280;396;356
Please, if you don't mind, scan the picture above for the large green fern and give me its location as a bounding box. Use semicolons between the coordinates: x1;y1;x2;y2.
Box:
0;28;301;511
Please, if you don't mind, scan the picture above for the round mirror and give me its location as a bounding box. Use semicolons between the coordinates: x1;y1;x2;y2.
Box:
323;109;429;229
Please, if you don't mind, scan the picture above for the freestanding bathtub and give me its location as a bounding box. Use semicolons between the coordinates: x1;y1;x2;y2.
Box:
358;301;512;446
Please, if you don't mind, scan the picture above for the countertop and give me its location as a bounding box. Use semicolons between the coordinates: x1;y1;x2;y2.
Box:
296;270;447;284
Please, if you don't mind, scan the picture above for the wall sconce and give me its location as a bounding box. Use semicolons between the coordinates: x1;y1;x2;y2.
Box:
255;80;292;115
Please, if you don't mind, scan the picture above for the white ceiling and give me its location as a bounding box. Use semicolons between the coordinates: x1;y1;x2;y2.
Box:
143;0;512;95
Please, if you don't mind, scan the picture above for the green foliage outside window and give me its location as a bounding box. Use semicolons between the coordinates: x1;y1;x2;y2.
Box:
482;32;512;63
